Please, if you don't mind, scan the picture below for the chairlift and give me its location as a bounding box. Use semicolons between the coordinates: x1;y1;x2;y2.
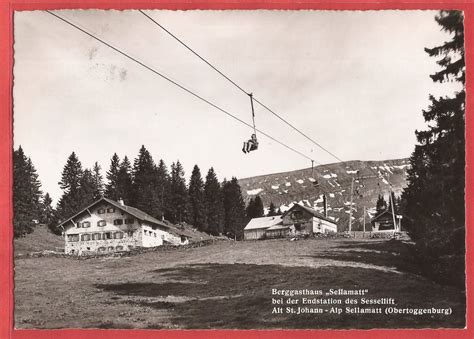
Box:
311;160;320;187
242;93;259;154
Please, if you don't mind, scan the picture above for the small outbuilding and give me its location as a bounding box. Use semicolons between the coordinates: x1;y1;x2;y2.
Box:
243;215;285;240
371;210;400;232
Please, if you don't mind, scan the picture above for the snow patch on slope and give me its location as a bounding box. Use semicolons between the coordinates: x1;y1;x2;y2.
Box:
247;188;263;195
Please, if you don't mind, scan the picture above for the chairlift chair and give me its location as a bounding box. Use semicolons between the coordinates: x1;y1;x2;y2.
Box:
242;93;259;154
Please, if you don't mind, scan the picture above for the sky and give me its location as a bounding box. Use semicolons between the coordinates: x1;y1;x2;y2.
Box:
13;9;459;203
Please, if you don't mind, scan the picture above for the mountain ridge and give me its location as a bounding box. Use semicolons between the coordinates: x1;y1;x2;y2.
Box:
238;158;410;232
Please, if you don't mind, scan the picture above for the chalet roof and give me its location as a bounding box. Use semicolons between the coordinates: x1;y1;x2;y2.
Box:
371;209;394;222
244;215;283;231
57;197;190;238
282;203;337;225
266;224;290;231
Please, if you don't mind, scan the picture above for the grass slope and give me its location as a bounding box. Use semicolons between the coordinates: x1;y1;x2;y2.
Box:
14;225;63;256
14;238;465;329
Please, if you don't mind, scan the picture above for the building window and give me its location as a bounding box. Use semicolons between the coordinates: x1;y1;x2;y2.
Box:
104;232;112;240
82;221;91;228
154;233;157;237
98;247;106;252
92;233;101;240
98;208;105;214
81;234;90;241
67;234;79;242
125;218;134;224
114;232;124;239
97;220;106;227
107;246;114;252
127;231;134;237
114;219;123;226
107;207;115;213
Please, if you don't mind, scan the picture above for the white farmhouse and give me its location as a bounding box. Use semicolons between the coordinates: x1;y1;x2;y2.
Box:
57;197;190;255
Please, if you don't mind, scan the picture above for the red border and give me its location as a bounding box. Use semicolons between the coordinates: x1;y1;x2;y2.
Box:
0;1;472;339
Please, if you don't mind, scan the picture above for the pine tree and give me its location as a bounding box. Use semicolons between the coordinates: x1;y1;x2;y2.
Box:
132;145;159;217
91;162;104;200
40;193;54;225
56;152;83;221
401;10;465;285
105;153;121;200
155;159;171;220
203;167;224;235
246;196;264;219
78;169;96;208
188;165;206;231
253;196;264;218
268;202;277;216
116;156;134;204
375;194;387;215
13;146;43;237
246;197;255;220
222;177;246;239
169;160;188;223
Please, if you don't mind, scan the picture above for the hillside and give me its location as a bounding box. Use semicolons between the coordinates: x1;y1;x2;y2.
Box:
238;158;410;232
14;225;64;256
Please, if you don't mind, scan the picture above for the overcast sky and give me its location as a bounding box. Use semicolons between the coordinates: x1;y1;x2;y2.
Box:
13;9;458;203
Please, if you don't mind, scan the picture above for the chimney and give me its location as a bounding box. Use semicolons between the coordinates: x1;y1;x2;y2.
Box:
118;198;124;206
323;194;328;218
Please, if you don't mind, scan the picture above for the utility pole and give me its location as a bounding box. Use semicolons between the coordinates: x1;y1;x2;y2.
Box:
349;176;354;235
363;206;366;237
389;187;397;233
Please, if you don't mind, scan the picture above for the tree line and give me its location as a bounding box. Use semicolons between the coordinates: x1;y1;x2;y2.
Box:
400;11;465;286
13;145;260;240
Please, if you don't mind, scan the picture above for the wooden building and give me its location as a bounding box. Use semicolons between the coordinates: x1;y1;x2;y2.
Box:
243;216;285;240
57;197;190;255
371;210;399;232
243;204;337;240
281;204;338;235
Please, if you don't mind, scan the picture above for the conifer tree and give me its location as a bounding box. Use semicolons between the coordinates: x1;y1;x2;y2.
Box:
40;193;54;225
169;161;188;223
155;159;171;220
204;167;224;235
253;196;265;218
268;202;277;216
401;10;465;285
92;162;104;200
187;164;206;231
116;156;133;204
375;194;387;215
222;177;246;239
246;197;255;220
105;153;121;200
56;152;83;221
13;146;43;237
132;145;159;217
78;169;96;208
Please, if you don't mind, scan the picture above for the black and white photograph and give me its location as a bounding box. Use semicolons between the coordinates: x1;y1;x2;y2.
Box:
12;9;465;329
